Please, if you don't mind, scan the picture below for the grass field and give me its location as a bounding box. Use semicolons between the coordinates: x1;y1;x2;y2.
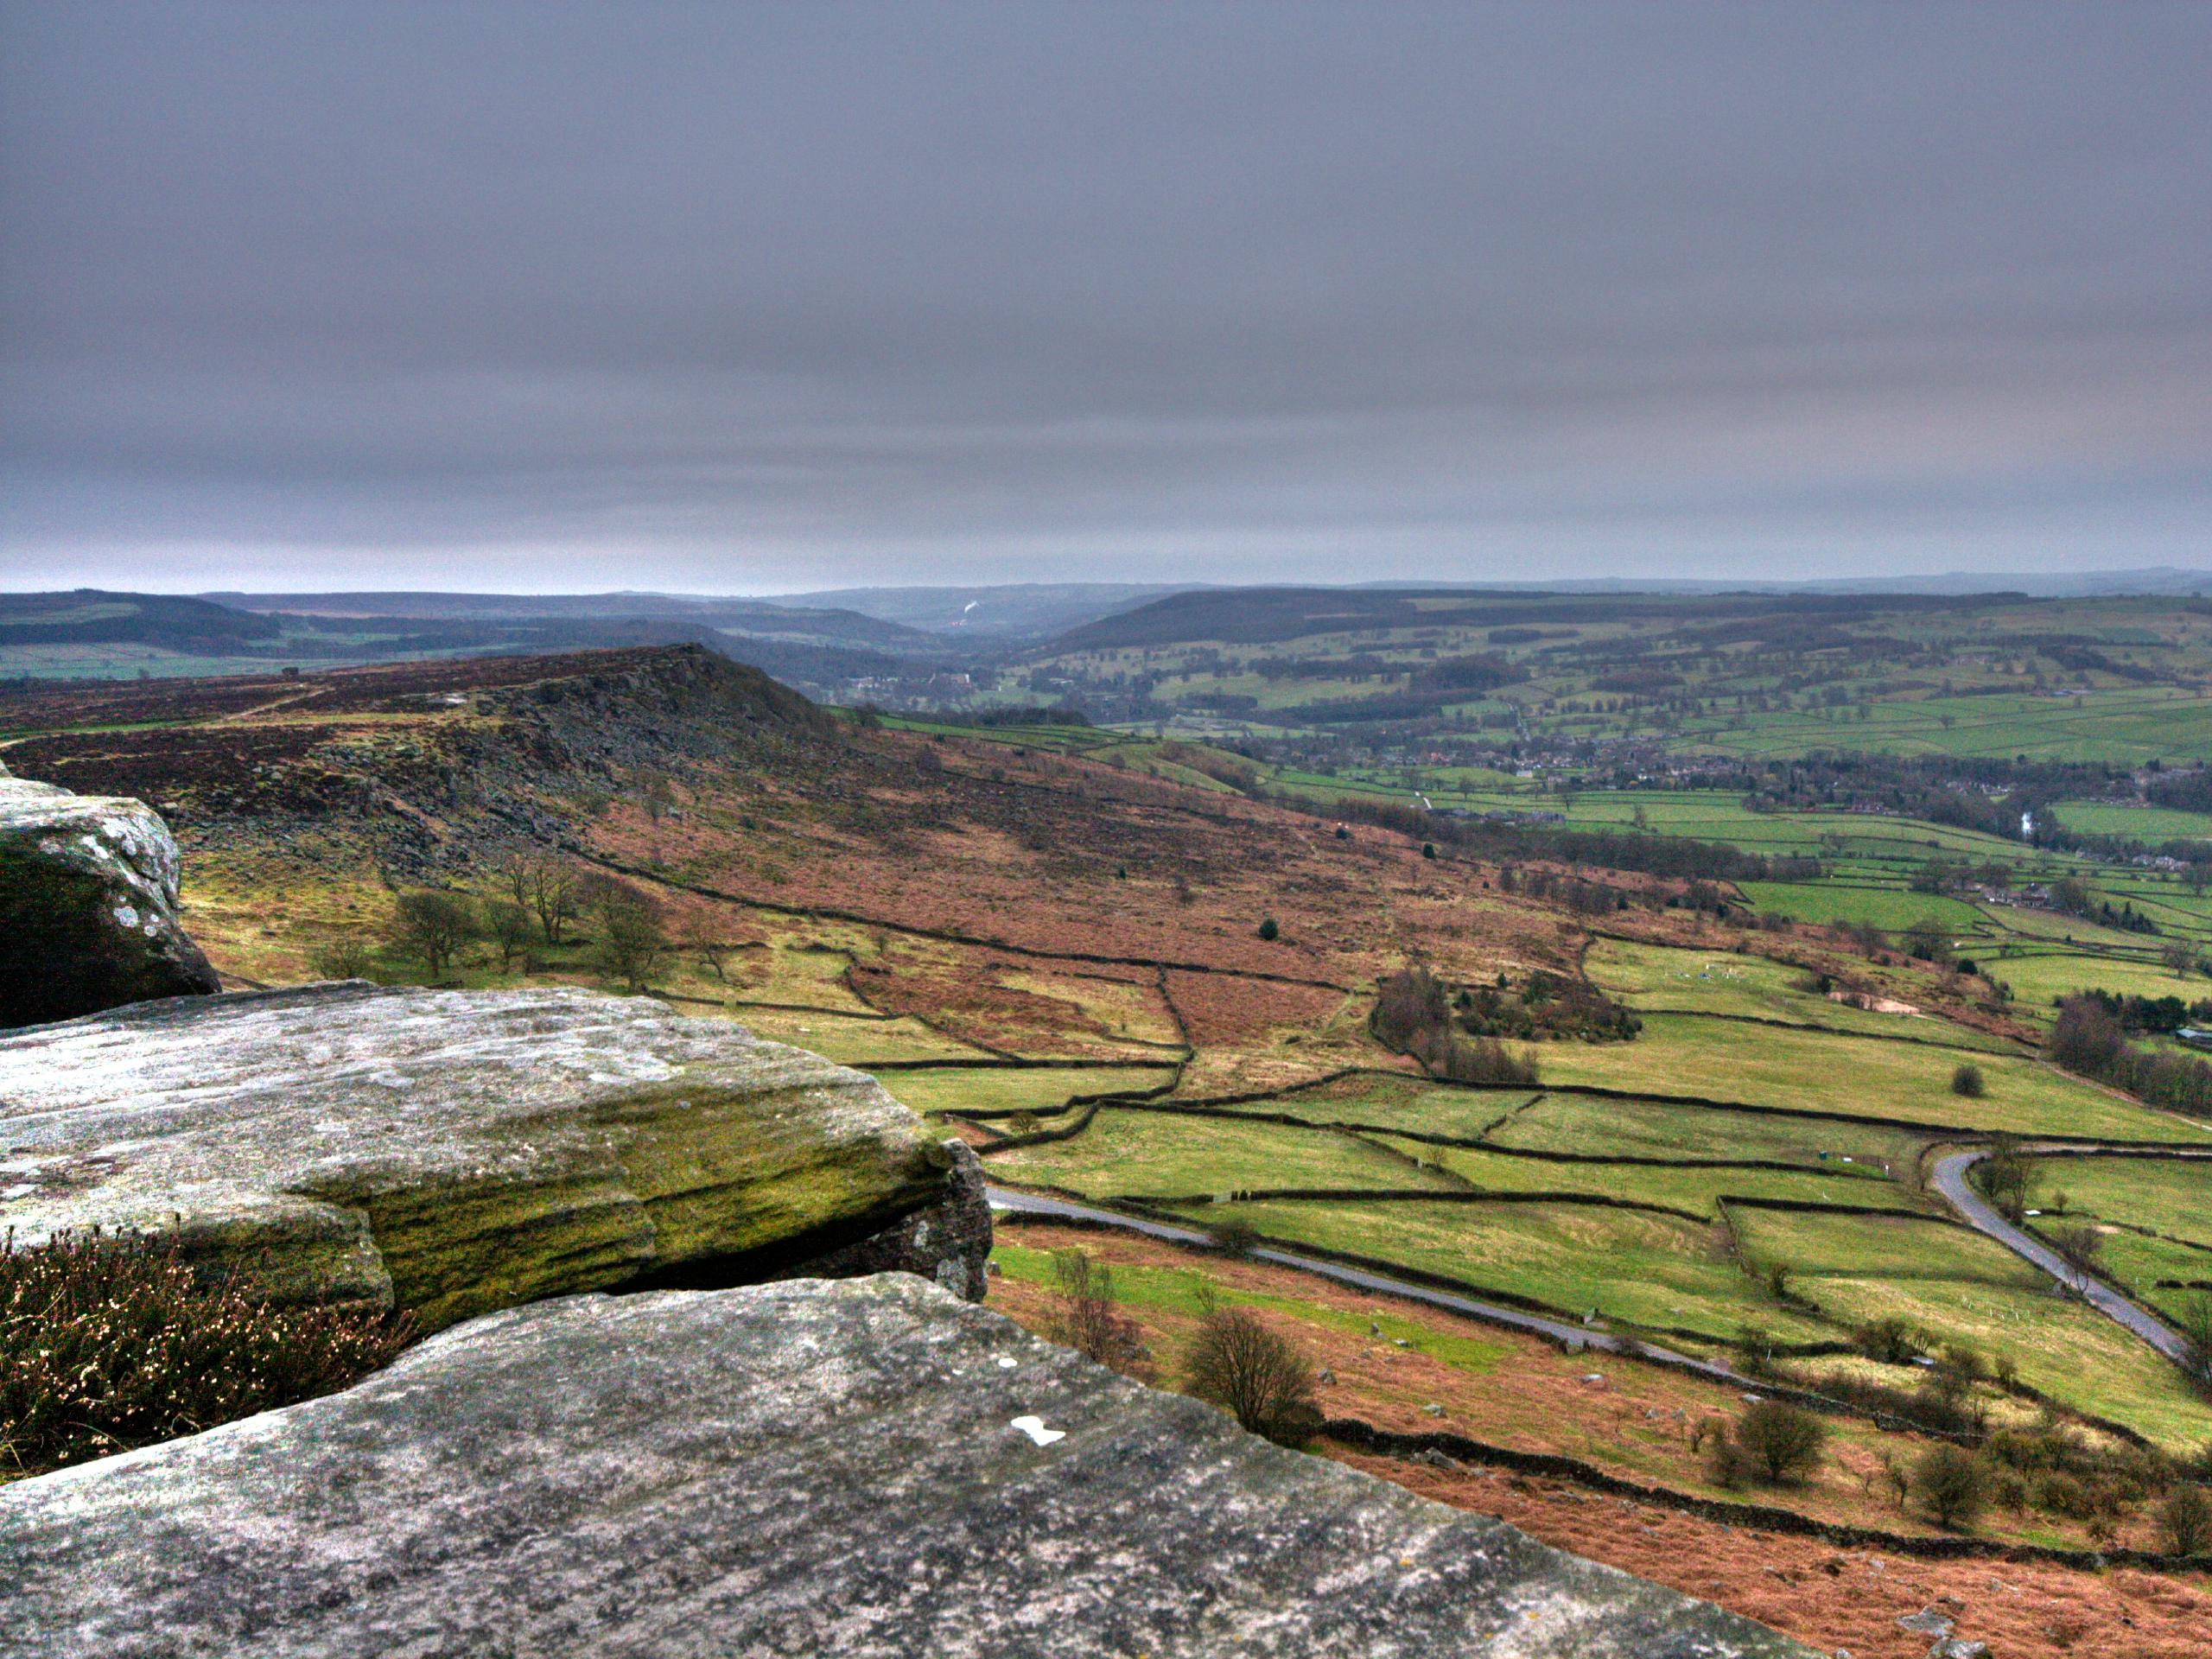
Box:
1731;1209;2212;1449
1531;1013;2212;1142
1735;881;1992;935
1482;1092;1932;1173
1582;938;2020;1051
2018;1154;2212;1325
1166;1194;1836;1346
875;1064;1176;1123
728;1007;995;1064
1375;1135;1926;1218
988;1108;1462;1197
1238;1077;1543;1142
1986;951;2207;1014
2053;799;2212;842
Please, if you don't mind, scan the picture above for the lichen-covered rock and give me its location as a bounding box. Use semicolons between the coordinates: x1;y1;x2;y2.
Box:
0;774;220;1028
0;982;976;1331
0;1274;1811;1658
783;1136;992;1300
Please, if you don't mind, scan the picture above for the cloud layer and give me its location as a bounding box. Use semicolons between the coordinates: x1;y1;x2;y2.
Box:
3;3;2207;591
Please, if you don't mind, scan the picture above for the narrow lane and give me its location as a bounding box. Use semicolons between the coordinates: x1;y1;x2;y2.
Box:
1929;1146;2210;1368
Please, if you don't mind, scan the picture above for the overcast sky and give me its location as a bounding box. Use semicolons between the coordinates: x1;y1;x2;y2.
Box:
3;3;2207;594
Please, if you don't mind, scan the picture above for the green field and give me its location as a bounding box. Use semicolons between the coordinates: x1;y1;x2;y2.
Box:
2053;799;2212;842
1731;1209;2212;1449
988;1107;1459;1198
2018;1154;2212;1324
1483;1092;1931;1173
1735;881;1991;935
1170;1195;1835;1346
1532;1013;2208;1142
1582;938;2018;1050
1986;950;2206;1014
876;1065;1176;1122
1376;1135;1925;1218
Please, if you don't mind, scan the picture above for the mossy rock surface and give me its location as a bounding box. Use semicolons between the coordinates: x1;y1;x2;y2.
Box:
0;776;220;1028
0;982;961;1332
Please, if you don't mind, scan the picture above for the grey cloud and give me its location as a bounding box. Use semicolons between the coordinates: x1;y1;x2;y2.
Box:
2;2;2207;590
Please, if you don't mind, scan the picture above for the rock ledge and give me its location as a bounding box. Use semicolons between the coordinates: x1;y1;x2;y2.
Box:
0;982;976;1329
0;1274;1809;1657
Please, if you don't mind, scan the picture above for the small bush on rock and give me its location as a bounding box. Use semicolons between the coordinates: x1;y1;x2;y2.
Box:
0;1230;410;1478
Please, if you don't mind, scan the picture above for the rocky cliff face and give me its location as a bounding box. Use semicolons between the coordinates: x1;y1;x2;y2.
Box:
0;769;221;1028
0;982;986;1329
0;1274;1811;1659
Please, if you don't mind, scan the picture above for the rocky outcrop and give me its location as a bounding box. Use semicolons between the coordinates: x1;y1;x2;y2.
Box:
779;1137;992;1300
0;772;220;1028
0;1274;1810;1657
0;982;984;1330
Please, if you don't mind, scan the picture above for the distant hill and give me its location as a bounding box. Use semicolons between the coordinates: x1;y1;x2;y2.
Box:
201;590;934;651
753;582;1200;639
0;590;282;650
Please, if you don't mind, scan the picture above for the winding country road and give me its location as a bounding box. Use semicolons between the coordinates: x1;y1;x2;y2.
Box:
1929;1146;2212;1368
987;1184;1750;1385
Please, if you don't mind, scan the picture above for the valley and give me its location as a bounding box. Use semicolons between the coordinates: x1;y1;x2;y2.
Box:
6;617;2211;1656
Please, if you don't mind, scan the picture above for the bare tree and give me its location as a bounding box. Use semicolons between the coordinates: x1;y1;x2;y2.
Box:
306;937;374;981
680;918;739;982
1183;1304;1320;1446
1913;1445;1986;1530
1048;1250;1150;1377
501;854;581;945
1731;1401;1828;1485
2049;1224;2106;1297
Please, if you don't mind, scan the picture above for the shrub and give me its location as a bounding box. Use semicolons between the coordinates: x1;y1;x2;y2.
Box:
0;1230;410;1478
1047;1250;1150;1378
306;937;375;981
1853;1316;1923;1365
1707;1433;1757;1489
2158;1484;2212;1555
1183;1305;1320;1446
1731;1400;1828;1485
1950;1063;1986;1098
1256;917;1280;942
1914;1444;1988;1529
389;888;477;979
1210;1219;1261;1260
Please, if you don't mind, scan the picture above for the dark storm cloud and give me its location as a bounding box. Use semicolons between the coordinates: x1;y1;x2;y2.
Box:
2;2;2208;590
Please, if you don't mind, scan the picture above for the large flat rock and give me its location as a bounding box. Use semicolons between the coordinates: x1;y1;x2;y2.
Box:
0;982;968;1330
0;1274;1810;1658
0;772;220;1028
